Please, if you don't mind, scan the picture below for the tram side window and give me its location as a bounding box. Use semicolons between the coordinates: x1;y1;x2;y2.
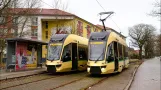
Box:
125;47;128;59
123;46;126;59
78;47;87;60
62;44;71;62
106;43;114;62
118;43;123;60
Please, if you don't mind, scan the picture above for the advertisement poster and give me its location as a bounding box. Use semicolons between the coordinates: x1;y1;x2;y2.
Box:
16;42;37;70
26;44;37;68
16;42;27;70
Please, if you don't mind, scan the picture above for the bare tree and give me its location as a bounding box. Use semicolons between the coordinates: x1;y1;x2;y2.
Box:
129;24;156;59
149;0;161;18
155;34;161;56
52;0;68;11
49;0;75;38
18;0;41;37
144;35;155;58
0;0;41;65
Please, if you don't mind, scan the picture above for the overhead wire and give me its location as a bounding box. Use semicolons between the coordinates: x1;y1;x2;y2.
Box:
40;0;53;8
95;0;122;33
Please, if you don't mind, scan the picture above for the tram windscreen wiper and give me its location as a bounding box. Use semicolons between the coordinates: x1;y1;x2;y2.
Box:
95;48;105;63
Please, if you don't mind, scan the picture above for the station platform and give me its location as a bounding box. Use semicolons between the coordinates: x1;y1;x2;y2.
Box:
0;66;47;81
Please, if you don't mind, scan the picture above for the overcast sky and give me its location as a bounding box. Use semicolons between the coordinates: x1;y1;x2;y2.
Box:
42;0;160;48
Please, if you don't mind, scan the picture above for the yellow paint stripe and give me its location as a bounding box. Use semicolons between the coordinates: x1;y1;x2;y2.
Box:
50;43;62;46
90;42;104;44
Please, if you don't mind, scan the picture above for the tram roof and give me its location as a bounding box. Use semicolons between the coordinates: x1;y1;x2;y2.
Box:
89;31;127;46
50;34;88;45
50;34;68;41
89;31;111;41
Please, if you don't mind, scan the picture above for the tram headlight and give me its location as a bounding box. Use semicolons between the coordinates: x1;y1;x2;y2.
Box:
101;68;105;71
87;66;90;71
101;66;106;71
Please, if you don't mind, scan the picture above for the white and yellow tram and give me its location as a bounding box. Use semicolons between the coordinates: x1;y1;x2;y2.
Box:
46;34;88;73
87;31;129;74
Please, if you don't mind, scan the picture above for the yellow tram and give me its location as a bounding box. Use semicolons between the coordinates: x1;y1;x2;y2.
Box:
46;34;88;73
87;31;129;74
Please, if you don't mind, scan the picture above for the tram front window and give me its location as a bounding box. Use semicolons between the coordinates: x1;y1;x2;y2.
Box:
89;42;106;61
47;45;62;60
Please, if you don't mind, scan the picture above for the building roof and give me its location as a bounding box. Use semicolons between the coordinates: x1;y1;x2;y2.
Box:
7;8;74;16
5;8;123;34
6;37;48;45
96;24;126;38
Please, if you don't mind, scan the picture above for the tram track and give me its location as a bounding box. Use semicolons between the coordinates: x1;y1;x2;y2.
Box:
83;77;108;90
0;71;87;90
50;77;85;90
83;73;121;90
0;73;61;90
0;71;47;82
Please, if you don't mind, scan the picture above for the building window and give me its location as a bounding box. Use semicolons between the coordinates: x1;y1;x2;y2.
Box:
31;17;38;26
94;28;98;32
86;25;91;38
45;21;48;29
45;31;48;39
13;16;18;25
77;21;83;36
0;28;7;35
32;28;38;36
11;29;15;33
0;16;5;24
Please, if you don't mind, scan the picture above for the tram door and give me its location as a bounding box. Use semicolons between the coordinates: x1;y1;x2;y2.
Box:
72;43;78;70
114;42;119;71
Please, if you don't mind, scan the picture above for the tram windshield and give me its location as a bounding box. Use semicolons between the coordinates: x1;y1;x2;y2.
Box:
89;42;106;61
47;44;62;60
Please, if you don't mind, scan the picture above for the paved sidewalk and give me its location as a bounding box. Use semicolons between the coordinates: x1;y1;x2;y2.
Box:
130;57;160;90
0;67;47;80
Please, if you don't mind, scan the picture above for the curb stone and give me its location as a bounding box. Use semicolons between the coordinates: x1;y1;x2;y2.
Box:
0;69;46;81
123;61;143;90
